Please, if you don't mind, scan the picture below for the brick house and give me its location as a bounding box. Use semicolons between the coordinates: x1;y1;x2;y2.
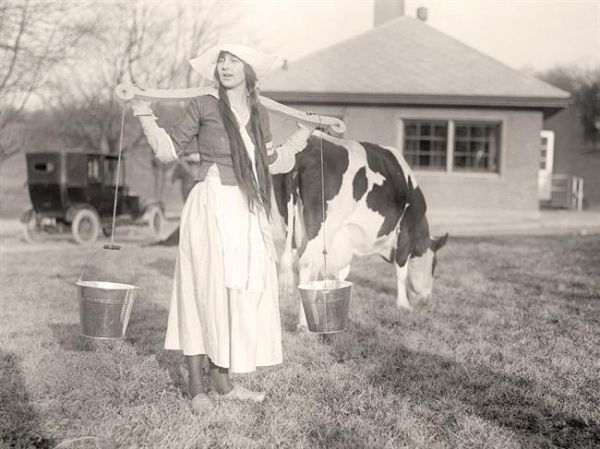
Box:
261;14;571;221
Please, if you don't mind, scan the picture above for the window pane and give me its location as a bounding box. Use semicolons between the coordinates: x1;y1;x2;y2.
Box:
434;140;446;152
87;158;100;180
419;154;430;166
431;151;446;167
403;120;447;169
103;159;125;185
453;122;500;172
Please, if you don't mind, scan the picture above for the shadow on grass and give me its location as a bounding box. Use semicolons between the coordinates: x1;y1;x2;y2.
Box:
50;323;94;352
125;298;187;395
361;342;600;448
145;257;175;278
346;272;396;296
49;295;187;395
0;351;55;448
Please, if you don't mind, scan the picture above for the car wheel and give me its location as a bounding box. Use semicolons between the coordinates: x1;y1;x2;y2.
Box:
23;213;46;243
146;205;166;239
72;208;100;246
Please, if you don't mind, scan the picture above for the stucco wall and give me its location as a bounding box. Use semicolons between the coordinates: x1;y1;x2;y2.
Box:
269;104;543;217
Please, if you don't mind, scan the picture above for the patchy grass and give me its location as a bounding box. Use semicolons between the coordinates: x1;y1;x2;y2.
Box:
1;235;599;448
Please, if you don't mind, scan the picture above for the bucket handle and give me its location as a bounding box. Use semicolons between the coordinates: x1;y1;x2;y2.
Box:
77;247;136;285
317;274;337;295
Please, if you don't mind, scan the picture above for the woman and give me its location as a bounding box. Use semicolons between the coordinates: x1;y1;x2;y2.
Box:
132;44;313;412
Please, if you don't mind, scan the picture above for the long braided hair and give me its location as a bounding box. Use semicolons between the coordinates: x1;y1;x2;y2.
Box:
215;53;272;216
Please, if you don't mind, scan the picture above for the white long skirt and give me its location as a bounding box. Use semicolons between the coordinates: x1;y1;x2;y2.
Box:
164;167;282;373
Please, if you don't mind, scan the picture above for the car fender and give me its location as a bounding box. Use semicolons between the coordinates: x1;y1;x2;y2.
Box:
140;199;164;219
141;198;164;213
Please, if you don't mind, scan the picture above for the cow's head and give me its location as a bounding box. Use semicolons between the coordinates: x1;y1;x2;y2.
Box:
406;233;448;303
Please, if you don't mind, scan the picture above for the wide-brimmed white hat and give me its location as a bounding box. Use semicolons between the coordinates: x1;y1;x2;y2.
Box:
189;43;279;81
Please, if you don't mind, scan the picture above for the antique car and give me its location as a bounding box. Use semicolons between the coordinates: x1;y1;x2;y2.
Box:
21;150;166;245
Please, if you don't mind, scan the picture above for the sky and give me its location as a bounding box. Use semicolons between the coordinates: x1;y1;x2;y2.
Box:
240;0;600;72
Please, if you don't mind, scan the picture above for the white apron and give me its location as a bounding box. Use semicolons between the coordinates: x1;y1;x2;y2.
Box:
164;103;282;373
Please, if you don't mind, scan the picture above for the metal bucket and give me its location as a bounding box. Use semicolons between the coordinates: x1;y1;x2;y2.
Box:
298;279;352;333
76;280;136;339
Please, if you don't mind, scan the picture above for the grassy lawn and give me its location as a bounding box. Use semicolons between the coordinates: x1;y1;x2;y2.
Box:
1;234;599;449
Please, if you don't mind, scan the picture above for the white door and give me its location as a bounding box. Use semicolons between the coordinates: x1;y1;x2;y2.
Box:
538;130;555;201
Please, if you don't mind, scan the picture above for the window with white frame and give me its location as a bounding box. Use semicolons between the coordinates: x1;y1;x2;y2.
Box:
402;119;501;173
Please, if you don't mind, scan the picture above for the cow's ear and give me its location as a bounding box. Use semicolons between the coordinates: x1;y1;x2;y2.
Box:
431;233;449;251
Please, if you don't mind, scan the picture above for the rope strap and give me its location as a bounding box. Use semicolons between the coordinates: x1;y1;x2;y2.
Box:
318;117;328;278
106;107;126;251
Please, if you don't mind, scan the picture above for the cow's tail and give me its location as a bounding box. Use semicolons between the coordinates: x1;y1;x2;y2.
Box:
278;177;298;303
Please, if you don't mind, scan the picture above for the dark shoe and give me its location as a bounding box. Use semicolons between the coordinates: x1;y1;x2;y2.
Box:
220;384;266;403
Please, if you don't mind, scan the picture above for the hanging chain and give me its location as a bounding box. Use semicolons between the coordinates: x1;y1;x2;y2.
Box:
108;107;126;250
318;116;328;279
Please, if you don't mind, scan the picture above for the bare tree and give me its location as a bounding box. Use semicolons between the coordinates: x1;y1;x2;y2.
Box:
42;0;237;198
538;64;600;151
0;0;92;164
0;116;22;172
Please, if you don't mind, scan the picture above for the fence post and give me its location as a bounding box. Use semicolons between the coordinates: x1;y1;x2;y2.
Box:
577;178;584;211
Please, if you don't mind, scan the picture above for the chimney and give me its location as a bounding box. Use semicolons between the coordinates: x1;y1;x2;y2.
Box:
374;0;405;27
417;6;428;22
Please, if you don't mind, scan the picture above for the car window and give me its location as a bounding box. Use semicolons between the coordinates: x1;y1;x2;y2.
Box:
87;157;101;181
33;162;54;173
104;158;124;186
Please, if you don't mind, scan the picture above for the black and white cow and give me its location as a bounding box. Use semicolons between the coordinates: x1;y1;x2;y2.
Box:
272;131;448;329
